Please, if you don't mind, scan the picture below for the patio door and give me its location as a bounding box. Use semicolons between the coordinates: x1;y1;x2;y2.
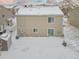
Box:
48;29;54;36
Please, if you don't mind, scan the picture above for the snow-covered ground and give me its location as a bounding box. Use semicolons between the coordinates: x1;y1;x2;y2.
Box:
0;37;79;59
64;24;79;51
63;17;79;51
0;15;79;59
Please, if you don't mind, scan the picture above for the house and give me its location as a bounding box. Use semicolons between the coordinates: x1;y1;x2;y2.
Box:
68;7;79;29
0;5;16;43
0;6;12;25
0;6;15;33
16;6;64;37
0;33;11;51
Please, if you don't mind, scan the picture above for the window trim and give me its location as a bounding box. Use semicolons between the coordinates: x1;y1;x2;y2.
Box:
47;28;55;37
32;27;39;33
48;16;55;23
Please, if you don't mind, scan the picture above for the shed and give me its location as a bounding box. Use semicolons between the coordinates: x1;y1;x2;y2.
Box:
0;33;11;51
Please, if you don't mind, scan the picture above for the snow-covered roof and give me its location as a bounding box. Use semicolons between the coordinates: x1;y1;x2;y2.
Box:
3;5;15;8
0;33;10;41
16;6;63;16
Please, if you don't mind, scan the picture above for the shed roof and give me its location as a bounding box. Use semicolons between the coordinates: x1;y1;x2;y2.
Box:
0;33;10;41
16;6;64;16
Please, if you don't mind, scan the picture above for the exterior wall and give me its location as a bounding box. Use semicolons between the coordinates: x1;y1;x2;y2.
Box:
54;16;63;36
68;7;79;29
0;39;8;51
17;15;63;37
0;34;11;51
0;7;13;26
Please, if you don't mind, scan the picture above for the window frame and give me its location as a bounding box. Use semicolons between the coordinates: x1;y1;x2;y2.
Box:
32;27;39;33
48;16;55;23
47;28;55;36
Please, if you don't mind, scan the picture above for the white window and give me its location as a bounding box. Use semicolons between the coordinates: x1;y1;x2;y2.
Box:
48;17;54;23
48;29;54;36
33;28;38;33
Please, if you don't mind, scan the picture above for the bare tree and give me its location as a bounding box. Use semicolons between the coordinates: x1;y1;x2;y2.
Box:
60;0;79;16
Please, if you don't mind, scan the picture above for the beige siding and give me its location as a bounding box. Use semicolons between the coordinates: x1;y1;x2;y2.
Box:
17;15;63;37
68;7;79;29
54;16;63;36
69;15;79;29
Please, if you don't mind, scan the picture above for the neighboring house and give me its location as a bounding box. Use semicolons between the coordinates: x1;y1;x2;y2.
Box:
68;7;79;29
16;6;64;37
0;5;17;41
0;33;11;51
0;6;14;32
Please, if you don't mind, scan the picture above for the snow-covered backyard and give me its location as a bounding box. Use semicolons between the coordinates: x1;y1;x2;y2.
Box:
0;12;79;59
0;37;79;59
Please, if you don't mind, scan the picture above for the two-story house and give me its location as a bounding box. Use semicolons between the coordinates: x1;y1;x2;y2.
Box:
16;6;64;37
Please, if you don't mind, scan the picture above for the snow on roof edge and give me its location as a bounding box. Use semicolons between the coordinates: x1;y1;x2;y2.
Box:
16;6;64;16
